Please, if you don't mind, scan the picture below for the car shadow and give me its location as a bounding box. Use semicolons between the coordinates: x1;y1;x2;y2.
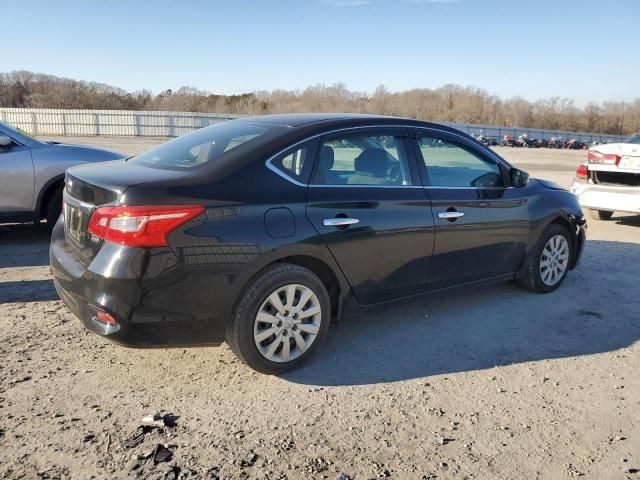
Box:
614;214;640;227
0;222;51;267
285;239;640;386
0;280;58;303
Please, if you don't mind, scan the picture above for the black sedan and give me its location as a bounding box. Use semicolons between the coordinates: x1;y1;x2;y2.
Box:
50;114;586;374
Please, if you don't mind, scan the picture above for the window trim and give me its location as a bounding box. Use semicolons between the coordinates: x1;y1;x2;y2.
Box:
409;127;511;190
264;124;513;189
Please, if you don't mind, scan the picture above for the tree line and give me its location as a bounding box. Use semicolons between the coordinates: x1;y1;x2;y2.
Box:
1;71;638;135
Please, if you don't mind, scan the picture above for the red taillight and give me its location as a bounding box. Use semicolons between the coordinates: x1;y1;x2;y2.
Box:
576;163;588;180
587;150;621;165
95;311;118;326
88;205;204;247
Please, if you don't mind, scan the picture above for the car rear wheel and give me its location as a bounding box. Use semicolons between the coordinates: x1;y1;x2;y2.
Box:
517;223;572;293
589;209;613;221
226;263;330;374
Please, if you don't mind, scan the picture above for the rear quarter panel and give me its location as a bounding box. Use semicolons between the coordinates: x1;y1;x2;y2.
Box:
32;144;124;206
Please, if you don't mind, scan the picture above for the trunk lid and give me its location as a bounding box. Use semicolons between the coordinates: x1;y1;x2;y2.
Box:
589;142;640;171
62;159;193;265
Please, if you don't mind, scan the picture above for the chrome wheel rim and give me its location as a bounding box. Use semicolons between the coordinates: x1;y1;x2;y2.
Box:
539;235;569;286
253;284;322;363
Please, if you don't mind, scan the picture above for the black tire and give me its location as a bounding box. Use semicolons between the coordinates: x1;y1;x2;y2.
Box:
589;209;613;221
226;263;331;374
517;223;572;293
45;186;63;229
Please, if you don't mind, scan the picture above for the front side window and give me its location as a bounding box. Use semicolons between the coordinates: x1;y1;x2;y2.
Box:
312;133;412;186
0;120;34;141
417;135;503;188
129;121;271;169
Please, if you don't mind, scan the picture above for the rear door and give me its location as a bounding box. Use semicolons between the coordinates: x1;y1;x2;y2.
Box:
0;137;34;213
410;129;530;290
305;128;434;304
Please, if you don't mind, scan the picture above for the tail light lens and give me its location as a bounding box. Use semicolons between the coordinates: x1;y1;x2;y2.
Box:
587;150;621;165
88;205;205;247
576;163;588;180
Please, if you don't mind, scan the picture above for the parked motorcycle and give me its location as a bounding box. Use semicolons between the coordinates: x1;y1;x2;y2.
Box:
502;134;517;147
548;136;564;149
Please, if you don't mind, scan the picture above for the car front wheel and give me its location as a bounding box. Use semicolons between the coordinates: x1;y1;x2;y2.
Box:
226;263;331;374
517;223;572;293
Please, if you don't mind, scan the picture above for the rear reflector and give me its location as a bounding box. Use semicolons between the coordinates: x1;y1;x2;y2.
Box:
95;311;118;326
576;163;588;180
88;205;204;247
587;150;621;165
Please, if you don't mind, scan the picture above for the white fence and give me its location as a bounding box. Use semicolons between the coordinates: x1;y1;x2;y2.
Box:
0;108;240;137
0;107;627;143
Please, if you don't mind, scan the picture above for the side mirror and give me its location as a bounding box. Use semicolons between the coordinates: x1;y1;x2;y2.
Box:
510;167;529;187
0;135;12;147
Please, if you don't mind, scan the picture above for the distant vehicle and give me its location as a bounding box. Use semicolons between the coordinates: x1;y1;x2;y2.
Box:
473;133;497;147
564;138;587;150
571;133;640;219
548;136;564;149
502;134;517;147
0;120;124;226
50;114;586;374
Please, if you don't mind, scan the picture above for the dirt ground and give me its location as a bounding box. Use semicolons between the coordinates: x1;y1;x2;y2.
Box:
1;137;639;480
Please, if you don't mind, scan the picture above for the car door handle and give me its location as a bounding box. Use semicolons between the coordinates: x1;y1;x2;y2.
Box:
323;217;360;227
438;211;465;219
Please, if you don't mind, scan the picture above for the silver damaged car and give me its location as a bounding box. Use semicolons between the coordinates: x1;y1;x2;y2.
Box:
0;120;124;226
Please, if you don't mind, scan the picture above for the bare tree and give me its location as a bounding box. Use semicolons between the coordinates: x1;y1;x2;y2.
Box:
0;71;638;135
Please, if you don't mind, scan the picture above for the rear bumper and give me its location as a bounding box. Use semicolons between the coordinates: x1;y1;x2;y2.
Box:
49;219;227;347
571;181;640;214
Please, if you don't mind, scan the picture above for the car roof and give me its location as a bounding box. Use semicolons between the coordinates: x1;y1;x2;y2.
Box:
240;113;460;133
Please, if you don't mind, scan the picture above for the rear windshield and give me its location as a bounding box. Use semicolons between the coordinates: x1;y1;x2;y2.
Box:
625;134;640;144
129;121;271;169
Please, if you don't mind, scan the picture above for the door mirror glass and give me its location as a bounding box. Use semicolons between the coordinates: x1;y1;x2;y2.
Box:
0;135;12;147
510;168;529;187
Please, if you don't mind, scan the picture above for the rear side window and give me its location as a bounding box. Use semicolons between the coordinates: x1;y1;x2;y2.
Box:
129;121;271;169
311;134;413;186
417;135;503;188
269;140;317;184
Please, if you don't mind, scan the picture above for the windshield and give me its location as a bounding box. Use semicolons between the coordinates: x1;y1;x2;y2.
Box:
624;134;640;144
129;121;272;169
0;120;36;140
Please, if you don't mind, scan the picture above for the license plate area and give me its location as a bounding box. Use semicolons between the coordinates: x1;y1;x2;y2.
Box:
619;156;640;170
64;202;85;242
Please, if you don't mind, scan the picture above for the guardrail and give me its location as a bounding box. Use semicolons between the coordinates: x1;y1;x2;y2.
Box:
0;107;626;143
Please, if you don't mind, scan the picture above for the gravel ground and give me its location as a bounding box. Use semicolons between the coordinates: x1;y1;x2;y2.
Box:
1;137;639;480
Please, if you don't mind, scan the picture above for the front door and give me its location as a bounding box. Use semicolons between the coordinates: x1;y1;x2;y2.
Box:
411;130;530;290
0;139;34;213
305;129;434;304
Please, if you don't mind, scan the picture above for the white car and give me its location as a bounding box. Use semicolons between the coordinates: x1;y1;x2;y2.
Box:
571;133;640;220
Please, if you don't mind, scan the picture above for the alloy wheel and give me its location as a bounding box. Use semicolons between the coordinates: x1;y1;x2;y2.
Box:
539;234;569;286
253;284;322;363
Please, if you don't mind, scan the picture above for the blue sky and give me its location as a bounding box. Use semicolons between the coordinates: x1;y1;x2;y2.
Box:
4;0;639;104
